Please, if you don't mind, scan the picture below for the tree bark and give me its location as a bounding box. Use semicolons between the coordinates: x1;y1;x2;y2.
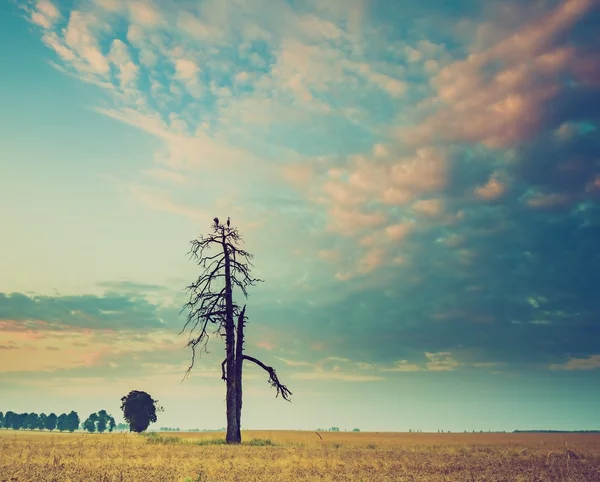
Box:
223;233;241;444
234;306;246;436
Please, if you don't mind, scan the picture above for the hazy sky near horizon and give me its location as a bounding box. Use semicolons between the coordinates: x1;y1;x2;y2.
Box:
1;0;599;432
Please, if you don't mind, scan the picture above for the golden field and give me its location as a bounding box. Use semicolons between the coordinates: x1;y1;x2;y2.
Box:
1;429;599;481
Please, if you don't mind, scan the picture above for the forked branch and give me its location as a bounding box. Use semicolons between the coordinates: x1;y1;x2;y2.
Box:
242;355;293;401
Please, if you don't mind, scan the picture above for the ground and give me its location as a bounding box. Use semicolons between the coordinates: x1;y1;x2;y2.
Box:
1;430;599;481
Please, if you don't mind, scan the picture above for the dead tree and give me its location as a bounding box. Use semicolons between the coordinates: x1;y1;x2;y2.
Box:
180;217;292;444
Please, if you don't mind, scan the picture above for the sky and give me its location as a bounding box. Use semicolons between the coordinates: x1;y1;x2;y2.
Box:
1;0;599;433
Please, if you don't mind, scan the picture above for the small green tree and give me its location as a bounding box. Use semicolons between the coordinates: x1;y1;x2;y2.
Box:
5;412;16;430
83;413;98;433
38;413;48;430
0;412;4;429
46;413;57;431
56;413;68;432
66;411;80;433
12;413;25;430
353;428;360;432
108;416;116;433
24;413;39;430
120;390;163;433
96;410;109;433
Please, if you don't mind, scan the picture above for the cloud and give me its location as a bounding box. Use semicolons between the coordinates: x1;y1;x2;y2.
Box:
124;183;209;221
474;174;507;201
276;356;384;381
291;371;384;382
412;198;443;216
0;321;184;373
173;58;200;81
273;351;479;380
62;11;111;75
379;360;422;372
108;39;139;88
275;357;313;368
401;0;599;149
95;280;169;292
255;340;275;351
30;0;61;28
22;0;600;376
128;1;162;26
0;291;175;331
385;222;413;241
549;355;600;371
424;352;461;371
526;192;570;209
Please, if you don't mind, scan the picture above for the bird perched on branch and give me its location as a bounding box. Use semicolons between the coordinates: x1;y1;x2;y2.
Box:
227;217;231;227
213;217;219;225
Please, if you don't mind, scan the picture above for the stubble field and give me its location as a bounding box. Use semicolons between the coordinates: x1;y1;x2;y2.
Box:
1;430;599;481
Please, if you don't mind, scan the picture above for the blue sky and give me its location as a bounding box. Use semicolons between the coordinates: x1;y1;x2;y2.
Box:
1;0;599;432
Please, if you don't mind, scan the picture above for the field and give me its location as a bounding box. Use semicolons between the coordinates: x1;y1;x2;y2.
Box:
1;430;600;481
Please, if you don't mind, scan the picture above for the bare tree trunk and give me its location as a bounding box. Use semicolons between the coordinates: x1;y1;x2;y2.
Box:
223;235;241;444
234;307;246;437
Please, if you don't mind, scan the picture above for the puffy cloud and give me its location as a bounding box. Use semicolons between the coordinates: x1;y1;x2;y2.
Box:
173;58;200;81
21;0;600;376
526;192;571;209
128;1;161;26
108;39;139;88
62;11;111;75
474;175;507;201
412;198;443;216
385;222;413;240
30;0;61;28
327;205;387;236
401;0;599;148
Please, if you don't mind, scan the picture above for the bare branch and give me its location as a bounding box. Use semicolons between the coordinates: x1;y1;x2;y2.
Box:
182;335;209;381
181;218;262;384
242;355;293;401
221;358;228;382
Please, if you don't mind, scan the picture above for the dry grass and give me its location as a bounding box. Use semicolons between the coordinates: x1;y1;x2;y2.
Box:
1;429;599;481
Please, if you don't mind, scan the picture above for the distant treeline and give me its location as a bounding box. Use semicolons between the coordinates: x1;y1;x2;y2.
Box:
0;411;80;432
513;430;600;433
0;410;124;433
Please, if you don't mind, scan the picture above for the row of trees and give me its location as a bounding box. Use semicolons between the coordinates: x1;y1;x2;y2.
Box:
0;410;119;433
81;410;116;433
0;411;79;432
0;391;162;435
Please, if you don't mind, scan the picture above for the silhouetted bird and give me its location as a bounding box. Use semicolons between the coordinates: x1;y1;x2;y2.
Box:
214;217;219;225
227;217;230;227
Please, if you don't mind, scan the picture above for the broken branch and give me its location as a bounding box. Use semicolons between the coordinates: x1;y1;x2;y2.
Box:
242;355;292;401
